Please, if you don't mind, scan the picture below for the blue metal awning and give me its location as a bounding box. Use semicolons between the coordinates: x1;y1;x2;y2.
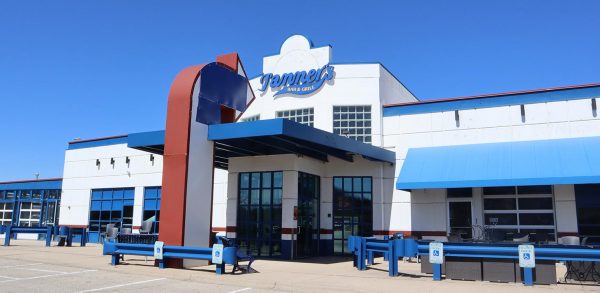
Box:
396;136;600;190
128;130;165;155
128;119;395;169
209;119;395;169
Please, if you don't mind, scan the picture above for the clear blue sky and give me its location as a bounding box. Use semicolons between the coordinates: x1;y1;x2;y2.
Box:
1;1;599;181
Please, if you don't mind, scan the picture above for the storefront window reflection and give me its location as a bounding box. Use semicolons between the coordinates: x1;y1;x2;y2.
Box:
237;171;283;257
333;176;373;254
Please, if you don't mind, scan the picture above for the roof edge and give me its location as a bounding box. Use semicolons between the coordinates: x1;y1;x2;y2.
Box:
384;82;600;108
69;134;128;144
0;178;62;185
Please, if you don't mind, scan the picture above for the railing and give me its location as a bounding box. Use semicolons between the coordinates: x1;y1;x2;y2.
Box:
102;241;240;275
3;225;54;247
350;236;600;286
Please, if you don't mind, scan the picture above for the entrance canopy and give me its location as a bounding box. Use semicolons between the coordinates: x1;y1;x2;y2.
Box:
128;119;395;169
396;136;600;190
209;119;394;169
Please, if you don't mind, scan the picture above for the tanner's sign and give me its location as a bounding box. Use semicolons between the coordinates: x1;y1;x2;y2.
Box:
259;65;335;97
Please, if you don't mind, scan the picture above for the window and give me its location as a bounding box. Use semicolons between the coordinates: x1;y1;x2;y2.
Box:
89;188;135;240
242;115;260;122
237;171;283;257
276;108;314;126
0;202;13;226
5;191;15;200
333;177;373;254
0;189;60;228
18;202;41;227
483;185;555;241
333;105;372;143
143;187;161;234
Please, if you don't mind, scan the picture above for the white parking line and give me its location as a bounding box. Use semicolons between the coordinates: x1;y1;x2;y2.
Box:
18;268;70;274
0;263;44;269
228;288;252;293
76;278;167;292
0;269;97;283
0;275;19;280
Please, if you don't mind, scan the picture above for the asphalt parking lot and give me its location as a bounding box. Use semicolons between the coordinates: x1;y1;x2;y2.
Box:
0;240;598;292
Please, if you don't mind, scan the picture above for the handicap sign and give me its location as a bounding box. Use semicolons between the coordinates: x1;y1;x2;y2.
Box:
429;242;444;264
212;244;224;264
518;244;535;268
154;241;164;260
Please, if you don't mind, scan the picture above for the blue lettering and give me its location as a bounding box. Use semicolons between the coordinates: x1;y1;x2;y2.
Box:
259;73;272;91
325;65;334;80
293;71;306;85
262;64;335;97
281;73;296;86
304;69;317;83
270;74;282;87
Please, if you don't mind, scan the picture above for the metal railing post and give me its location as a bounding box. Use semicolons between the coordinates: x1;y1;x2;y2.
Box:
433;263;442;281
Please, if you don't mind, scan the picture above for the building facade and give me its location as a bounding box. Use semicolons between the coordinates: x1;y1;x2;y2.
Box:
3;35;599;259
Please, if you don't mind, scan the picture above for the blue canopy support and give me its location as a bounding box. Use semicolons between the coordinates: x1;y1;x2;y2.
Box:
396;136;600;190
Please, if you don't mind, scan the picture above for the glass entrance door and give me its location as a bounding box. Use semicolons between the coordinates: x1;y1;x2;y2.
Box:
296;172;320;258
448;201;473;240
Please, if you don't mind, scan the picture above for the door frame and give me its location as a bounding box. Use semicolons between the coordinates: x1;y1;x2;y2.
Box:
296;172;320;259
446;198;475;239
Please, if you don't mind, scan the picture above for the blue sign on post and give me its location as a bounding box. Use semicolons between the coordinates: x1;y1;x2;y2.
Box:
429;242;444;264
212;244;224;264
518;244;535;286
154;241;164;260
518;245;535;268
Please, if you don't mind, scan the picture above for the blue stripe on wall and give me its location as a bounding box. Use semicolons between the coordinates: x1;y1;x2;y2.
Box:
0;179;62;190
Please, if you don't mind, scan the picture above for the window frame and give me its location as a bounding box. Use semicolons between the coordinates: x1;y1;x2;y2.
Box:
332;105;372;143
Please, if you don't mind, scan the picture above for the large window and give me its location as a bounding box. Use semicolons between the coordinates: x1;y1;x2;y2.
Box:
88;188;134;242
333;105;372;143
333;177;373;255
483;185;555;241
143;187;161;234
276;108;314;126
0;189;59;228
237;171;283;257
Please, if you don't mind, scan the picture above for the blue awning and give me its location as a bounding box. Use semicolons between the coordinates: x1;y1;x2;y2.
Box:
127;119;395;170
128;130;165;155
209;119;395;169
396;136;600;190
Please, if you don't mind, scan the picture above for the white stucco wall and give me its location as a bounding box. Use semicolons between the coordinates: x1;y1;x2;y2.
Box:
59;143;163;230
383;97;600;235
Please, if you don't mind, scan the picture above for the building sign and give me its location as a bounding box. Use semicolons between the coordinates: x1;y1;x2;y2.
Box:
259;65;335;97
429;242;444;264
154;241;164;260
518;244;535;268
212;244;224;264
